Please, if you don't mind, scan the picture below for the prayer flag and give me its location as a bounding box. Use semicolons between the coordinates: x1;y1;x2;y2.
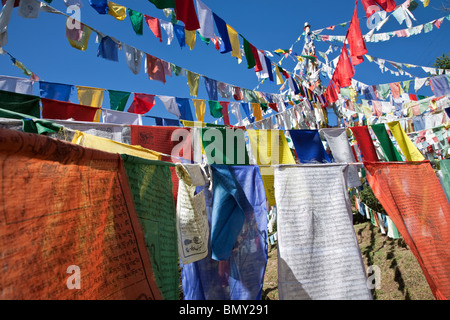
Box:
128;93;156;114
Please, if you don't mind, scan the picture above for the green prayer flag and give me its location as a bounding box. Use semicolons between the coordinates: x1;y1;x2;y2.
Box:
108;90;131;112
128;8;144;35
439;159;450;203
201;127;250;165
371;123;403;161
241;36;256;69
260;103;268;112
0;90;41;118
148;0;175;9
208;100;223;118
120;154;178;300
22;118;61;135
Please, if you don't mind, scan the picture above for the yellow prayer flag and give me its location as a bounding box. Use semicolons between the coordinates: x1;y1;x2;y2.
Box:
72;131;161;161
186;71;200;97
423;0;430;7
76;86;105;122
185;29;196;50
67;23;92;52
387;121;425;161
192;99;206;122
247;130;295;206
108;1;127;21
251;103;263;122
275;65;284;85
226;25;241;60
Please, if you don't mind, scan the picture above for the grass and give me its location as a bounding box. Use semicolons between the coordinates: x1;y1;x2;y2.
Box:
261;219;435;300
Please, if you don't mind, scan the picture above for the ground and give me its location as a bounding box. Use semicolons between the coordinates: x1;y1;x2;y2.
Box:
262;220;435;300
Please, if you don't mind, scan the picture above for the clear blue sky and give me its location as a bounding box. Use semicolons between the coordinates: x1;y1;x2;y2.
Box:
1;0;449;126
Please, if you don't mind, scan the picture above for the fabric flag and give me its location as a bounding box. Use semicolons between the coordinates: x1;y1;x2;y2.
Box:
174;163;209;265
252;103;263;122
226;25;241;60
192;99;206;122
108;89;131;112
144;15;162;42
204;76;218;101
186;71;199;96
41;98;99;122
274;164;372;300
123;44;144;75
18;0;40;19
39;81;73;102
121;155;178;300
229;101;243;125
232;86;244;101
195;0;215;39
107;1;126;20
0;89;40;118
72;131;161;161
242;36;256;69
97;36;119;62
217;82;232;100
173;23;186;48
185;29;196;50
430;74;450;97
130;125;193;204
289;130;331;163
160;20;174;45
176;97;194;121
0;128;162;299
148;0;175;9
174;0;200;31
212;12;232;54
89;0;108;14
240;102;254;123
275;64;284;85
220;101;230;126
361;0;397;19
320;128;361;188
128;93;156;114
370;123;403;161
247;130;296;206
0;75;33;95
386;121;424;161
389;82;401;99
333;43;354;89
365;161;450;300
102;108;142;125
207;100;223;119
438;159;450;203
347;0;367;66
76;86;104;122
182;165;267;300
350;126;379;161
66;23;92;51
158;95;180;118
201;127;249;165
128;8;143;35
146;54;166;84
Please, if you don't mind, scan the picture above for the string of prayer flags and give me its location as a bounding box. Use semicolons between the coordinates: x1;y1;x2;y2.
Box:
39;81;73;102
365;161;450;300
370;123;403;161
174;0;200;31
274;164;372;300
350;126;379;161
289;129;331;163
0;89;41;118
41;98;99;122
108;89;131;112
127;93;156;114
386;121;425;161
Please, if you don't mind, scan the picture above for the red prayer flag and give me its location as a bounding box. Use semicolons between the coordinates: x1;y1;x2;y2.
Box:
347;0;367;66
361;0;397;19
332;43;354;89
268;103;278;112
249;42;263;72
144;15;162;42
174;0;200;31
41;98;98;122
324;80;339;104
146;54;166;84
349;126;379;161
128;93;156;114
220;101;230;126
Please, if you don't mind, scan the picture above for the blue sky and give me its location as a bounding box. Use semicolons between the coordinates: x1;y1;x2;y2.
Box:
1;0;449;126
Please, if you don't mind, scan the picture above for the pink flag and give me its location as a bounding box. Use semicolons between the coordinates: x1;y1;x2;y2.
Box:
146;54;166;84
144;15;162;42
